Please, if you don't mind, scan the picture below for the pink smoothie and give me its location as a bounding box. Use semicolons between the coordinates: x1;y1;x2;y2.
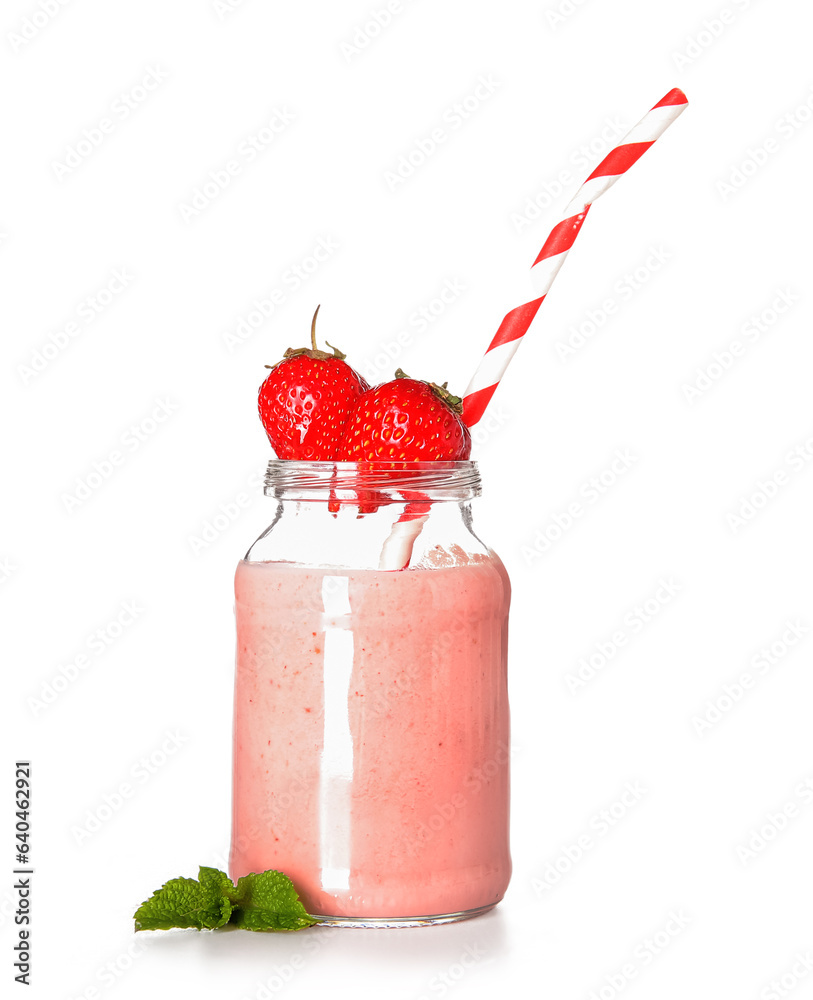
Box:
230;555;511;920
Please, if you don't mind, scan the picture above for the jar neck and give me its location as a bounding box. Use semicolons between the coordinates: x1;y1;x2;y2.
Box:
263;460;481;505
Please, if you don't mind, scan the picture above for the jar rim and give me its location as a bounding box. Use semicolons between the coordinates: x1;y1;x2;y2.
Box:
263;460;481;503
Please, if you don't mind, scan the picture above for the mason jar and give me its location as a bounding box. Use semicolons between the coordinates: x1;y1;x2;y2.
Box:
229;460;511;927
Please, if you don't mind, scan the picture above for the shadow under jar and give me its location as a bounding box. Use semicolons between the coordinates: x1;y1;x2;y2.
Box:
229;460;511;927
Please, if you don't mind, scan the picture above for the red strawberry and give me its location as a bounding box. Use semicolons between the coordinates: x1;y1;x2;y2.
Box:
258;306;370;460
336;369;472;461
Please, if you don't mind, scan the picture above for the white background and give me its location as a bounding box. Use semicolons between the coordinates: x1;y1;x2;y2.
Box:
4;0;813;997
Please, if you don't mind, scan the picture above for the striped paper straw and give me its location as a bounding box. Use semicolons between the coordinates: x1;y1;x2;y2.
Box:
461;87;688;427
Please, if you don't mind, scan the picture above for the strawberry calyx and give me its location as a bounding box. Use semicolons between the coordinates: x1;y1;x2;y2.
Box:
264;305;348;369
394;368;464;416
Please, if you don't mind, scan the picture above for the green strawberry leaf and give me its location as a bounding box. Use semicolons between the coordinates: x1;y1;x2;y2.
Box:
230;870;317;932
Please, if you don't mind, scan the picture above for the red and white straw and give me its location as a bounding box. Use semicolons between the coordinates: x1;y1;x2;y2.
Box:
461;87;688;427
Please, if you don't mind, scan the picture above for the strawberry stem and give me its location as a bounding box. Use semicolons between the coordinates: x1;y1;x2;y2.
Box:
324;340;346;359
263;306;347;369
393;368;463;414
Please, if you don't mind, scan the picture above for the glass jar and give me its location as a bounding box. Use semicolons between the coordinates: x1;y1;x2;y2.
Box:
229;460;511;927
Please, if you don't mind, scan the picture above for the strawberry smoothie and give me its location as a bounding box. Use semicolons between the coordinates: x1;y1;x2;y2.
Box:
230;554;511;923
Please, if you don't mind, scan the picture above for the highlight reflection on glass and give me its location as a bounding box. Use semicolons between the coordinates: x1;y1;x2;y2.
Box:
319;576;354;892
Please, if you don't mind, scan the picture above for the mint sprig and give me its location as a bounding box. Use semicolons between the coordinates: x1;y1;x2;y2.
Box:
230;870;316;931
134;866;316;933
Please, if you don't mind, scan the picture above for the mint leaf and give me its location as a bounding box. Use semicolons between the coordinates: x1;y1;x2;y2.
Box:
134;866;232;931
198;866;235;924
133;866;316;933
230;870;317;931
